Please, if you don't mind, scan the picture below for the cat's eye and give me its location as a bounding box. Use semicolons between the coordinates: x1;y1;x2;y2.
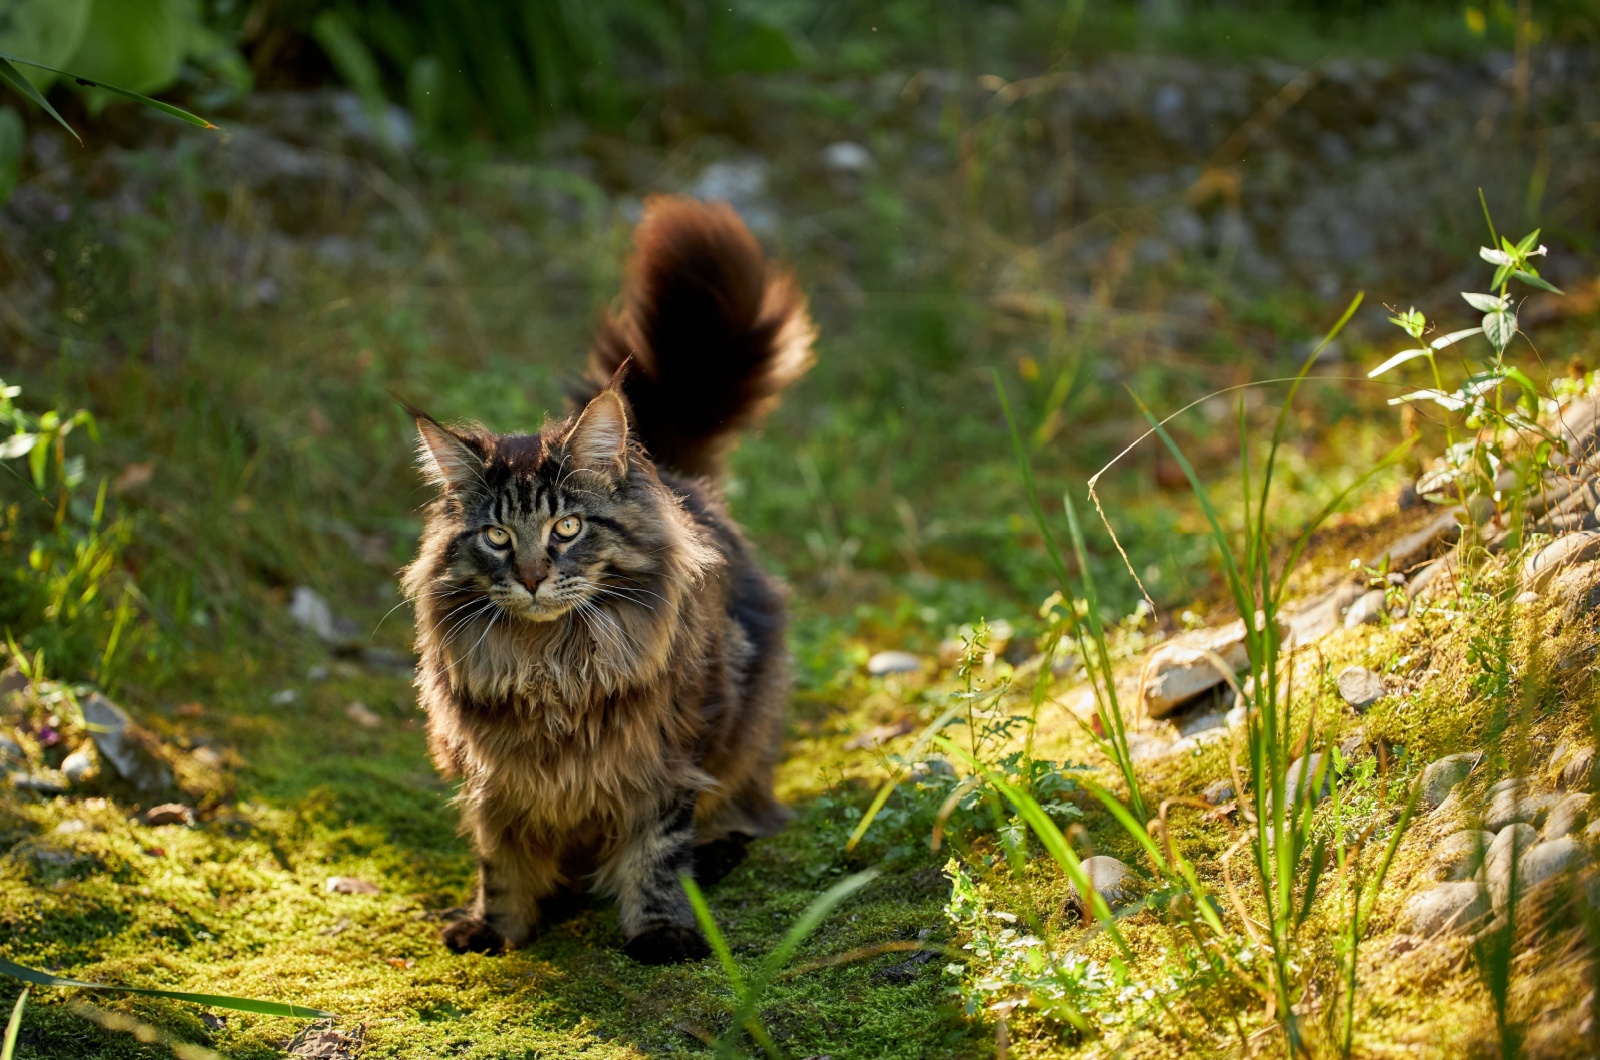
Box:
553;515;582;540
483;526;512;548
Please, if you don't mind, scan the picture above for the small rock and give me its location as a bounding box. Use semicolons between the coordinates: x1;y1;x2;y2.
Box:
1142;619;1277;718
1283;753;1330;812
820;141;874;173
60;746;95;784
271;689;299;706
1335;667;1387;711
345;701;383;729
907;758;955;783
1485;823;1539;906
80;692;173;793
1554;560;1600;622
10;771;66;795
866;651;924;677
54;819;87;834
1202;780;1235;805
1408;555;1460;601
1560;745;1595;790
1485;783;1556;832
1066;856;1141;915
307;665;331;682
289;586;363;650
144;803;195;827
1369;508;1464;569
0;668;28;697
1523;531;1600;593
1421;752;1482;809
325;876;381;896
1431;830;1493;881
1543;792;1590;838
1402;882;1490;936
0;736;23;763
937;639;964;668
1339;729;1368;760
1514;590;1541;605
1343;589;1389;628
1504;837;1589;904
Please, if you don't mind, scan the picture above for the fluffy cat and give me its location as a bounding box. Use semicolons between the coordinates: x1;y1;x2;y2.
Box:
401;196;814;963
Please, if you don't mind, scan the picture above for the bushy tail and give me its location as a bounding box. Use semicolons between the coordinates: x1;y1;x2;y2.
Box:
581;196;815;479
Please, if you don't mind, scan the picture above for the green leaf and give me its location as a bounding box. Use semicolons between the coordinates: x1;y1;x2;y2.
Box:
1515;228;1541;254
1511;269;1563;295
1482;310;1517;353
1367;347;1430;379
0;50;215;130
0;55;80;142
1461;291;1508;313
0;957;331;1019
1492;263;1513;291
1;989;24;1060
1502;366;1540;395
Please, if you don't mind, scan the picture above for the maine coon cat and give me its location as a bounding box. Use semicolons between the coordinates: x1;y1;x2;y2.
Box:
401;196;814;963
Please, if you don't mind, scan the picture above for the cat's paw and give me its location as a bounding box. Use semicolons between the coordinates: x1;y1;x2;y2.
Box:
622;924;712;965
440;916;507;954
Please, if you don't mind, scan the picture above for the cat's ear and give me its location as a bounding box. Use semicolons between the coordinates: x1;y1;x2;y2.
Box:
408;409;485;493
564;386;630;479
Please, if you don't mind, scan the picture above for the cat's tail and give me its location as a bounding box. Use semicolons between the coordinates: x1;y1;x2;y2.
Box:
580;195;815;479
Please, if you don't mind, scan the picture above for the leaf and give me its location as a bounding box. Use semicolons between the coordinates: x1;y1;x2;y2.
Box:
1;989;23;1060
1515;228;1541;254
1480;246;1514;266
1502;366;1541;395
1511;269;1563;295
1492;263;1513;291
0;56;80;143
1367;348;1430;379
1461;291;1508;313
0;957;331;1019
0;432;35;459
1482;310;1517;353
1431;327;1484;351
1388;389;1467;411
0;51;216;130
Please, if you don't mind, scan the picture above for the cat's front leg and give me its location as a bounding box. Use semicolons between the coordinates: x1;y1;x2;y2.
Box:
599;792;711;965
441;828;561;954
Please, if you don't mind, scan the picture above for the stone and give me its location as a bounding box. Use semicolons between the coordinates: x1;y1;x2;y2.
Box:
79;693;173;793
1402;882;1490;937
1421;752;1481;809
1066;856;1140;915
1336;667;1387;711
1431;830;1493;881
345;701;383;728
1287;581;1366;643
1170;729;1228;755
1485;823;1539;907
867;651;924;676
1554;560;1600;621
1485;783;1556;832
1283;753;1329;812
907;758;955;783
1202;780;1235;805
1142;619;1279;717
1368;509;1464;570
1560;745;1595;790
1344;589;1389;629
1408;555;1460;601
60;746;95;784
0;736;25;763
144;804;195;827
820;141;874;173
324;876;381;896
9;771;66;795
288;586;363;650
1496;837;1589;907
1523;531;1600;593
0;668;28;697
1542;793;1590;838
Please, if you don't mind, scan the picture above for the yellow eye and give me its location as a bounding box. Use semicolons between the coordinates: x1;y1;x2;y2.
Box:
553;515;582;539
484;526;511;547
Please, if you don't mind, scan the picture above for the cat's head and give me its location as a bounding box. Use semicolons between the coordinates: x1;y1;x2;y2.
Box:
404;386;711;630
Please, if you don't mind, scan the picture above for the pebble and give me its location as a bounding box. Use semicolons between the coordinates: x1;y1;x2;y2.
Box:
1543;793;1590;838
1485;783;1556;832
1066;856;1140;916
1402;882;1490;937
1430;830;1493;881
1560;745;1595;790
80;692;172;793
907;758;955;783
1202;780;1235;805
1335;666;1387;711
1141;620;1257;718
1283;753;1329;812
1523;531;1600;593
325;876;381;895
144;803;195;827
1343;589;1389;628
1493;837;1589;908
289;586;364;650
1555;560;1600;621
1421;752;1480;809
345;701;383;728
10;771;66;795
1170;728;1228;755
1485;823;1538;906
60;747;95;784
867;651;923;676
0;736;23;763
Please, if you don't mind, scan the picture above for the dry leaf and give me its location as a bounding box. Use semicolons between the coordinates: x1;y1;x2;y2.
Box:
345;702;382;728
324;876;380;895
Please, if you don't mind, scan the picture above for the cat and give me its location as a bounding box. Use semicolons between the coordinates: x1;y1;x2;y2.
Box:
401;196;814;964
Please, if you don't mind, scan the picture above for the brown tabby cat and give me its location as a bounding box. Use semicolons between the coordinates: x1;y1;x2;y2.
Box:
401;196;814;964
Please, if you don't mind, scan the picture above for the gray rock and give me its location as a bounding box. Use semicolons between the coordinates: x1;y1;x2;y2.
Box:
1202;780;1235;805
144;804;195;827
1543;793;1590;838
1368;508;1463;569
1486;823;1539;907
79;693;172;793
1485;784;1556;832
60;746;95;784
1067;856;1141;915
288;587;363;650
10;771;66;795
1523;531;1600;593
1336;667;1387;711
867;651;924;676
1554;560;1600;621
1499;838;1589;906
1283;753;1329;812
1431;830;1493;881
1142;619;1281;717
1344;589;1389;629
0;736;23;764
907;757;955;783
1560;745;1595;790
1403;882;1490;937
820;141;874;173
1421;752;1481;809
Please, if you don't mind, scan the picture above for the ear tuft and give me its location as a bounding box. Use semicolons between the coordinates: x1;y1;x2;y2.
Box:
565;387;630;478
412;413;485;493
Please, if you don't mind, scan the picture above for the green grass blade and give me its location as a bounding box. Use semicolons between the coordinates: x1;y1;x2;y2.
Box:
0;57;79;143
0;52;216;131
682;875;745;994
845;697;967;851
994;370;1073;591
0;958;330;1019
2;989;24;1060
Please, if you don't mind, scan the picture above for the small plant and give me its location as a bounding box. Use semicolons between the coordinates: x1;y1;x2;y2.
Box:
2;989;24;1060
